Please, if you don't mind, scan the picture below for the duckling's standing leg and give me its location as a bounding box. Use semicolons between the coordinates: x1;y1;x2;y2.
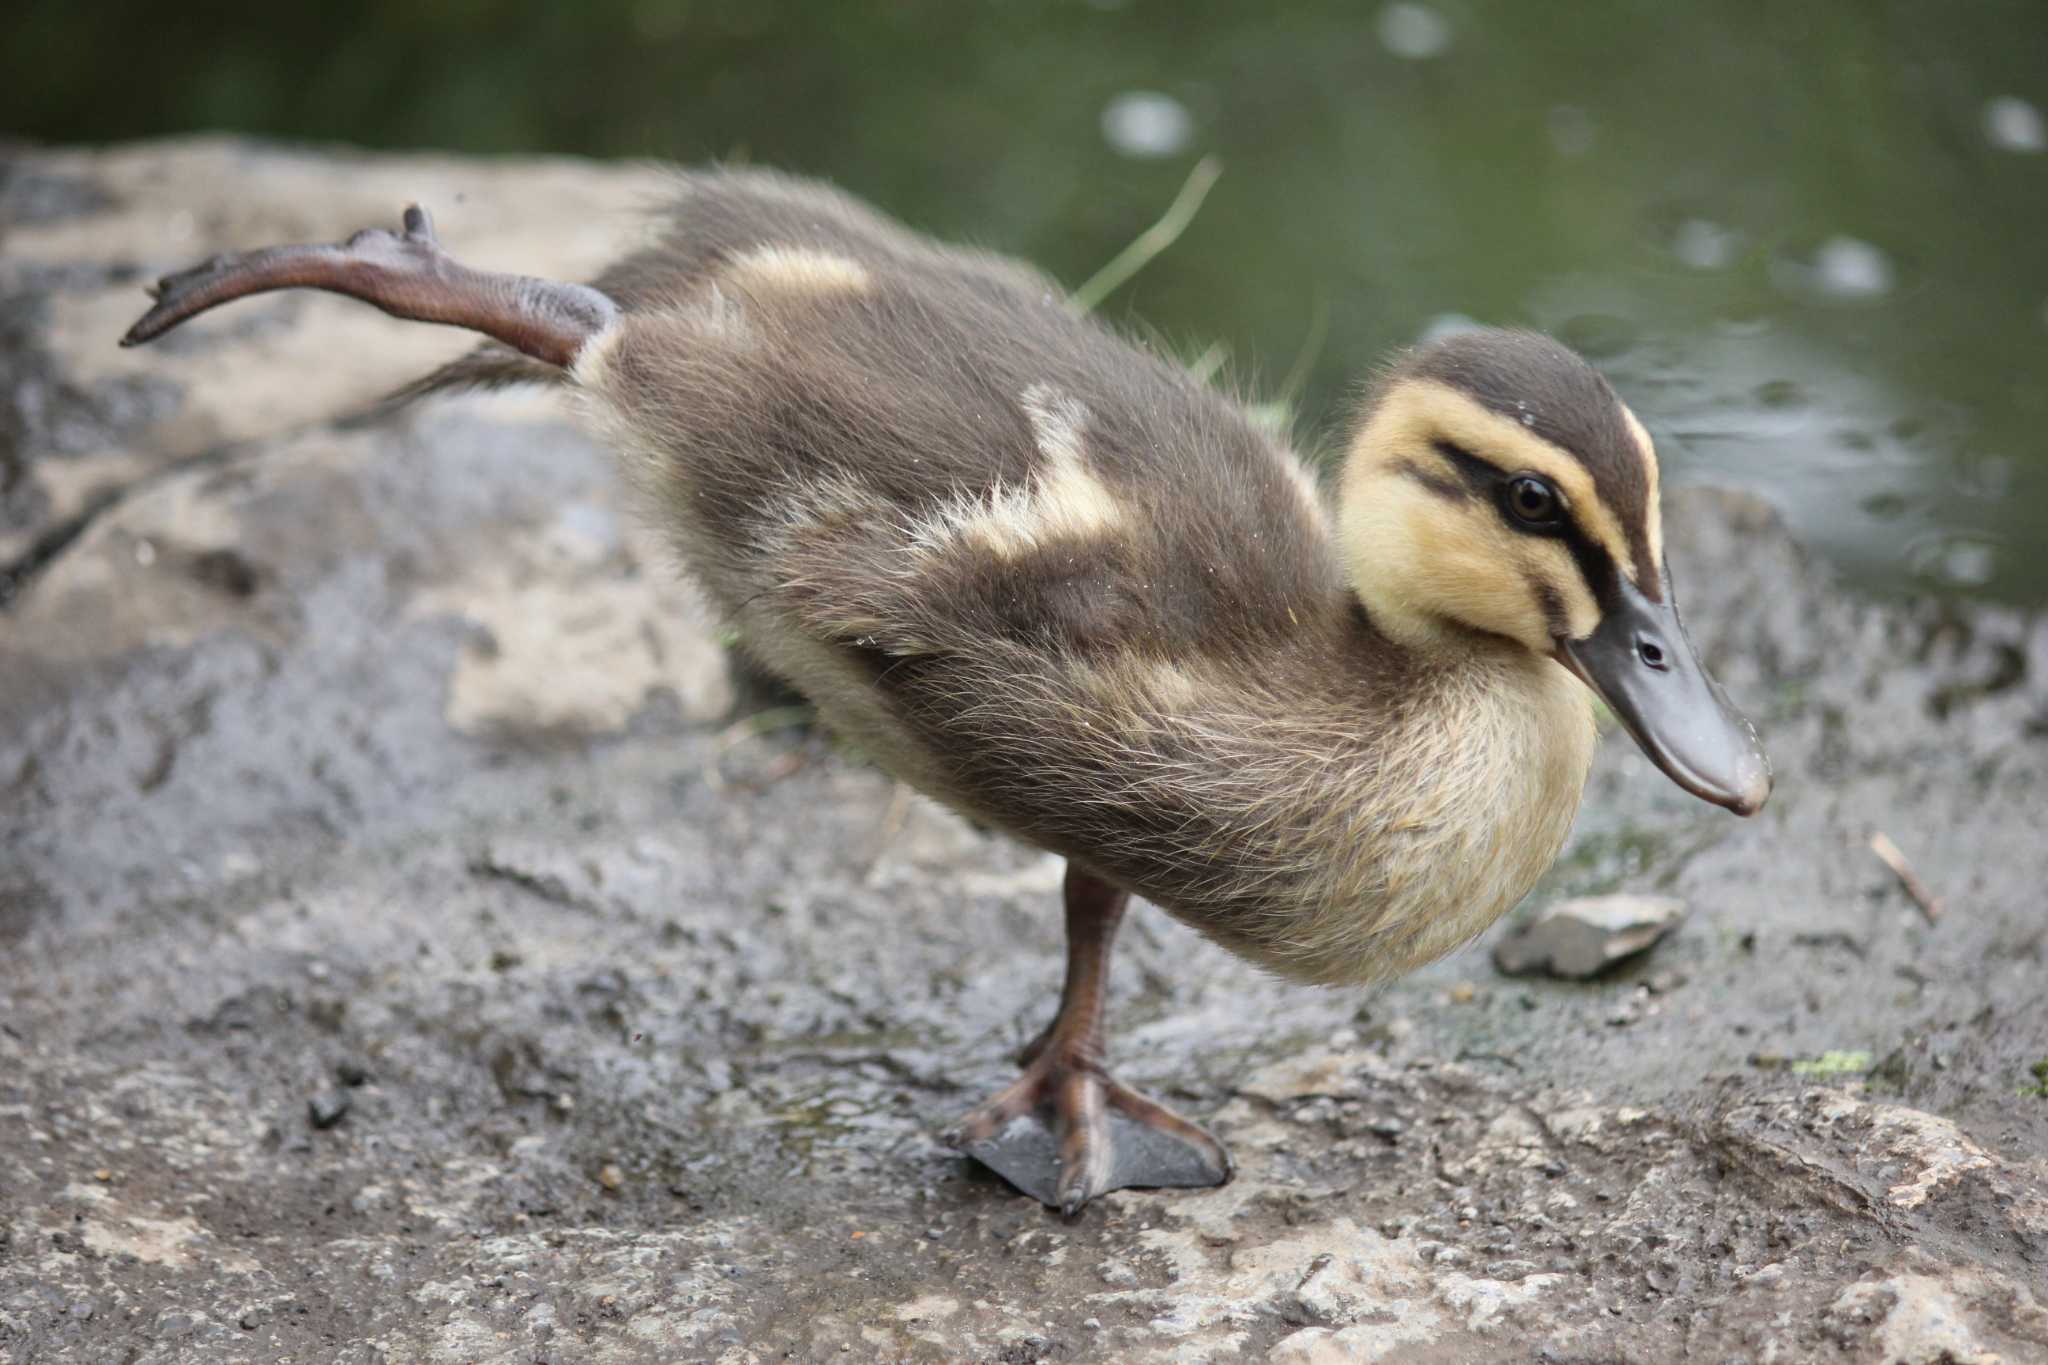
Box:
946;864;1232;1214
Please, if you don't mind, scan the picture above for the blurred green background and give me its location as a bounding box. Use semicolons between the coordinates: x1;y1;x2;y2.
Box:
6;0;2045;599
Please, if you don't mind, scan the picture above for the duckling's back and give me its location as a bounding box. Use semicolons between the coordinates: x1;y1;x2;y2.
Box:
580;169;1343;663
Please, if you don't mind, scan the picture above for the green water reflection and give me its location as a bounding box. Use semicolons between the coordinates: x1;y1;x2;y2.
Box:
8;0;2045;599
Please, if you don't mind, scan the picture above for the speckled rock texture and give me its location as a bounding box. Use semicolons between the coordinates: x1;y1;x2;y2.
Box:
2;139;2044;1364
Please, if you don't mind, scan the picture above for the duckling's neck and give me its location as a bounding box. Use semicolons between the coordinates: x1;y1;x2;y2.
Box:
1106;606;1597;987
1337;625;1598;981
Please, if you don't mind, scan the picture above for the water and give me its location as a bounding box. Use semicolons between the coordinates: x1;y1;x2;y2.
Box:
6;0;2045;599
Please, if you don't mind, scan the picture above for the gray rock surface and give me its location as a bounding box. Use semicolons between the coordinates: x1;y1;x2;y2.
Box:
3;138;2045;1363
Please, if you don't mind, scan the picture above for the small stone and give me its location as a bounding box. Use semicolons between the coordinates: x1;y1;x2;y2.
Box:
92;1168;113;1182
597;1163;624;1191
1492;895;1689;978
335;1059;370;1087
307;1089;351;1130
1448;981;1478;1004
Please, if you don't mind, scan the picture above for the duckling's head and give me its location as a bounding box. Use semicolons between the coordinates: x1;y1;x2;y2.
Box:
1338;328;1771;816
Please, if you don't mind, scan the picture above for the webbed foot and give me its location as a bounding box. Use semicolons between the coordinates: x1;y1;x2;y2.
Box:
946;1052;1231;1214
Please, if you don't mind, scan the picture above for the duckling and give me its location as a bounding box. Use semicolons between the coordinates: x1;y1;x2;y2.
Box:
121;168;1771;1214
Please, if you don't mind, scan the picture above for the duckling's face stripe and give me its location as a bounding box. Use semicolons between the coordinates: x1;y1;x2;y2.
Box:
1621;405;1664;591
1407;331;1663;600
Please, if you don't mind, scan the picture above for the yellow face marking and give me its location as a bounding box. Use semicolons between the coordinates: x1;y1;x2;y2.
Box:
1339;378;1644;651
1620;403;1664;595
1340;475;1600;651
724;244;873;295
1380;380;1636;583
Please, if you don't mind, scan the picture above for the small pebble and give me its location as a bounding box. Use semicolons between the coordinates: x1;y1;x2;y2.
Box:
93;1168;113;1182
335;1059;370;1087
307;1090;351;1130
1494;895;1688;979
1449;981;1478;1004
598;1163;624;1191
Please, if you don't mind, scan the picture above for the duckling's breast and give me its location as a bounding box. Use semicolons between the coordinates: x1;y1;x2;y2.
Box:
1288;648;1598;984
914;633;1598;988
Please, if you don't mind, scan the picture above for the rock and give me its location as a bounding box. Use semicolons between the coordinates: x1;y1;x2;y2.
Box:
1824;1273;2026;1365
1491;895;1689;978
306;1089;351;1130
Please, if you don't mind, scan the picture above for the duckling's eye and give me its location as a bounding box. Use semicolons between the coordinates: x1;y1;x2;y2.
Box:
1505;475;1561;528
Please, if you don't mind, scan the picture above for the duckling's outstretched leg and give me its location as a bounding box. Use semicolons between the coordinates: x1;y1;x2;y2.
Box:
945;864;1232;1215
120;206;616;369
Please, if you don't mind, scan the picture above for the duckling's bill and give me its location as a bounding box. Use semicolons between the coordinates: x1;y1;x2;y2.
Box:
1555;575;1772;816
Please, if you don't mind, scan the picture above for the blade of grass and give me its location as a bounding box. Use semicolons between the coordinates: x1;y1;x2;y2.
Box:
1275;297;1331;409
1068;156;1223;317
1185;339;1231;386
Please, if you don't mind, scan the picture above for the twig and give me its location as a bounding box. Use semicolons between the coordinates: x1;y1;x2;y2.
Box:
1068;156;1224;316
1869;832;1944;924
